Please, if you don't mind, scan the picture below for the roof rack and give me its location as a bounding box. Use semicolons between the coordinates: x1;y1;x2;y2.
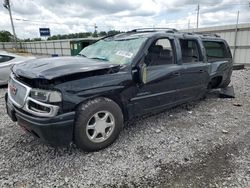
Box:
128;28;178;33
193;32;220;38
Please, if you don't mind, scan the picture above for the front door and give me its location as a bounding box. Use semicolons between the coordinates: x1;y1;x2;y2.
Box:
131;38;182;115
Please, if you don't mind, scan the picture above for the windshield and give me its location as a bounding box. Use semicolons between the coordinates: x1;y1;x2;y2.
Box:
79;37;147;64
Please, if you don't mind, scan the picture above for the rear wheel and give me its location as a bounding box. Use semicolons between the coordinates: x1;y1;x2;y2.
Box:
210;77;222;89
220;79;231;88
74;97;123;151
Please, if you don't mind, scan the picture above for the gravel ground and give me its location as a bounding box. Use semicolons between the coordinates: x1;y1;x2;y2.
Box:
0;69;249;188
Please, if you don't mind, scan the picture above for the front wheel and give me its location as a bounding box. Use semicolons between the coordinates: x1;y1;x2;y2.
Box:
74;97;123;151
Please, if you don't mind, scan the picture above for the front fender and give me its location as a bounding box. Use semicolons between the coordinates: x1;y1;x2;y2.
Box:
55;72;133;113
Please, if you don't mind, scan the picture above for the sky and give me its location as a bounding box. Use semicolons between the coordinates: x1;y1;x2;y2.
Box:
0;0;250;39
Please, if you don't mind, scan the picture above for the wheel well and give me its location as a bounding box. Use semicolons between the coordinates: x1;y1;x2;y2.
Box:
101;95;128;121
210;76;222;89
75;95;128;121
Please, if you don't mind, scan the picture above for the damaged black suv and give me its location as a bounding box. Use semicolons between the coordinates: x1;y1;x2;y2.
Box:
6;28;232;151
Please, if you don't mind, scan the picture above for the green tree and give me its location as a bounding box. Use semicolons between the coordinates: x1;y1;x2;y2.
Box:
24;38;31;42
92;31;98;37
43;30;121;41
85;32;92;37
99;31;107;37
107;30;121;36
33;38;42;41
48;35;60;40
0;30;13;42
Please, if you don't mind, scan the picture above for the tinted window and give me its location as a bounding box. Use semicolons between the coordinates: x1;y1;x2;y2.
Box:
203;41;230;62
145;38;174;66
180;39;200;63
0;55;14;63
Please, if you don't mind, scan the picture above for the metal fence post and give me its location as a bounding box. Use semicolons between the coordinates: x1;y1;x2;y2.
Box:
233;11;240;64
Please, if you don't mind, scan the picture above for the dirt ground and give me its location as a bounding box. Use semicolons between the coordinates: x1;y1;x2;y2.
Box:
0;69;249;188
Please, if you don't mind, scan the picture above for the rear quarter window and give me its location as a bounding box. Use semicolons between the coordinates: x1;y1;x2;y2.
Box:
203;41;231;62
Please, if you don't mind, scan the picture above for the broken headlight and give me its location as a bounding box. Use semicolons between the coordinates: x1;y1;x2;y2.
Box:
30;89;62;103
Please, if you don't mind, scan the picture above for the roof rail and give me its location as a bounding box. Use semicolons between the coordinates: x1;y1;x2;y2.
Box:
128;28;178;33
193;32;220;38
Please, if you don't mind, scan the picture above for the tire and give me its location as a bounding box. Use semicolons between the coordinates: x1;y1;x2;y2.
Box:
74;97;124;151
220;79;231;88
207;82;212;90
200;82;212;100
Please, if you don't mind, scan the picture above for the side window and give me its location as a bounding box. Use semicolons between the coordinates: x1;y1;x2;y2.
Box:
180;39;200;63
145;38;174;66
0;55;14;63
203;41;230;62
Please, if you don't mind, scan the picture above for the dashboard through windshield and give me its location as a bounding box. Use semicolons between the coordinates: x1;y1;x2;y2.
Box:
79;37;147;64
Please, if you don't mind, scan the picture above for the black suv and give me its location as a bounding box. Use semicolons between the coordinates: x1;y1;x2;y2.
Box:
6;29;233;151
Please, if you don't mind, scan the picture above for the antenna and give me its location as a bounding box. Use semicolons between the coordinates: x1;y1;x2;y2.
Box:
188;19;190;32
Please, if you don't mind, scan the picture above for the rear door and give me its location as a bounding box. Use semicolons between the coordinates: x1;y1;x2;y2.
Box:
174;38;209;102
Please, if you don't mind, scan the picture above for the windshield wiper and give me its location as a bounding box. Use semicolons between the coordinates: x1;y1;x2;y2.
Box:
78;54;86;57
91;57;109;61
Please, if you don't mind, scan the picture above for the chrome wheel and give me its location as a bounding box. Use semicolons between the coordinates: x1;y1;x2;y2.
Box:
86;111;115;143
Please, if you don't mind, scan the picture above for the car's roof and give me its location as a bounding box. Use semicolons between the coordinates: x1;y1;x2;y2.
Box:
106;29;221;41
105;32;157;40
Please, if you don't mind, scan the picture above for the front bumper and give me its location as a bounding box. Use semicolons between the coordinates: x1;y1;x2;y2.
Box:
6;94;75;146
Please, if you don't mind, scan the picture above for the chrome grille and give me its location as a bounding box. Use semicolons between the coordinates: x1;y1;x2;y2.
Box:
8;76;30;108
8;74;59;117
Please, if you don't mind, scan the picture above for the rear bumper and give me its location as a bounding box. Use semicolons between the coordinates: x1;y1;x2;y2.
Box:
6;94;75;146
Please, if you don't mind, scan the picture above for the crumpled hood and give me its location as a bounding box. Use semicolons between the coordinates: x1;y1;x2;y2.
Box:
13;56;120;80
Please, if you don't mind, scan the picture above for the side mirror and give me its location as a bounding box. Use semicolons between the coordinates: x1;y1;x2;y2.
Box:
132;55;148;84
132;63;147;84
140;63;147;84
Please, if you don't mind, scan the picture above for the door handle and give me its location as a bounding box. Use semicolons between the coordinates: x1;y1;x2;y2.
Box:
199;70;205;73
172;72;180;76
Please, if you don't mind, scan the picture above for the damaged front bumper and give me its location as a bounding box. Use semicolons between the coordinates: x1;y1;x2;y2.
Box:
6;94;75;146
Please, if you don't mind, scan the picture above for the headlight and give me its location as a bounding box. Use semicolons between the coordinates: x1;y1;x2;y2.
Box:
30;89;62;103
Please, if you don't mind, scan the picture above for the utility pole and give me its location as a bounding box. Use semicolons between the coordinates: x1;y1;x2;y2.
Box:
93;23;98;37
196;3;200;30
3;0;17;49
94;23;98;33
233;11;240;64
188;19;190;32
